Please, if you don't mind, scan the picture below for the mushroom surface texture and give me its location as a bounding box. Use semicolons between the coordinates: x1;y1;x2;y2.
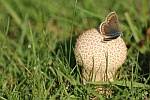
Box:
75;28;127;82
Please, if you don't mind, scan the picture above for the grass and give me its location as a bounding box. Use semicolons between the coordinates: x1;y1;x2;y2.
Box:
0;0;150;99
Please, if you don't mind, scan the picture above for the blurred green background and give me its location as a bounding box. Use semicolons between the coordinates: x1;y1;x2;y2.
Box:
0;0;150;99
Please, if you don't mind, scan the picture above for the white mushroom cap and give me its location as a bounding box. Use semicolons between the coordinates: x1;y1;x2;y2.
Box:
75;28;127;82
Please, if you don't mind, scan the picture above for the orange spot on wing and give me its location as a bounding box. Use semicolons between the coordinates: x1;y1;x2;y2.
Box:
106;14;115;24
101;24;105;34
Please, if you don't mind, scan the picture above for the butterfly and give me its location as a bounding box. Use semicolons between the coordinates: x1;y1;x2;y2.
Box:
99;12;122;41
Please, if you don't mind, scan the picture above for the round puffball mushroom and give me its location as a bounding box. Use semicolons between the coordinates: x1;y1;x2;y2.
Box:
75;28;127;82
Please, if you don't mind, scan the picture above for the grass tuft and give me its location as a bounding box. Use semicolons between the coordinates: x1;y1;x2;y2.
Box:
0;0;150;99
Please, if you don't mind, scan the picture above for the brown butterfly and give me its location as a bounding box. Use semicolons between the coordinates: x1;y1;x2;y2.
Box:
99;12;122;41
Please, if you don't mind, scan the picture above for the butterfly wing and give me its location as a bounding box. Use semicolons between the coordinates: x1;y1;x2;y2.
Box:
100;12;122;41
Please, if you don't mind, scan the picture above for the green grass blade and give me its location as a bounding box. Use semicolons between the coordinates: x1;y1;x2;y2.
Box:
1;0;22;27
86;81;150;88
125;12;140;43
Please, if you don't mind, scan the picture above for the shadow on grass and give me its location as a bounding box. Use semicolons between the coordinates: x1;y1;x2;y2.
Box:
139;51;150;84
